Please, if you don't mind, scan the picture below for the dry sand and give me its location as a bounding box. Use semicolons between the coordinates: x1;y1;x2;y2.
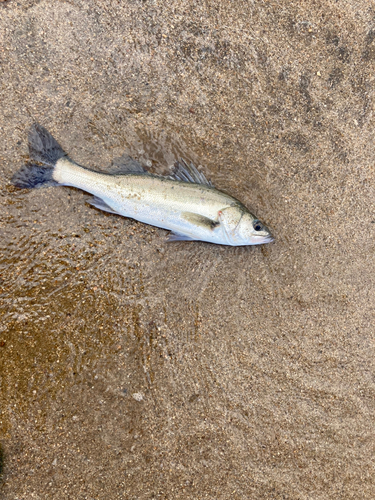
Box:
0;1;374;498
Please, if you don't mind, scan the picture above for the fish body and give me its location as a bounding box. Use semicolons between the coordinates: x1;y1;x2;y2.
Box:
12;124;274;246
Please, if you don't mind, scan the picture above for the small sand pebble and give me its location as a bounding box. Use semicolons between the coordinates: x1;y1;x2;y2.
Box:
132;392;144;401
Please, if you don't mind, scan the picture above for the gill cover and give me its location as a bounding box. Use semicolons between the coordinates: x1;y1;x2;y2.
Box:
218;206;244;245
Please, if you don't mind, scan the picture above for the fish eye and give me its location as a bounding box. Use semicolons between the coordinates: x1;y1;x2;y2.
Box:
253;220;264;232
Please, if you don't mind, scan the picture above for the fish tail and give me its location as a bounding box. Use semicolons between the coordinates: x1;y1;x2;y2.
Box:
11;123;66;189
28;123;66;166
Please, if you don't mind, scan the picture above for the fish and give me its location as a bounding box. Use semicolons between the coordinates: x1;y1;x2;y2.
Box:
11;123;274;246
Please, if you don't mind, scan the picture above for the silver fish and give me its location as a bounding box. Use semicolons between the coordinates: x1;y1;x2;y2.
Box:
12;124;273;246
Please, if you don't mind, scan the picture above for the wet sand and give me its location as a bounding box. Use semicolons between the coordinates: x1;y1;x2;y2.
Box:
0;1;374;498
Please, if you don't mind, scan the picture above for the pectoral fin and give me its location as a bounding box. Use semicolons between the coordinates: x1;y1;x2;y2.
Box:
167;232;195;242
181;212;219;230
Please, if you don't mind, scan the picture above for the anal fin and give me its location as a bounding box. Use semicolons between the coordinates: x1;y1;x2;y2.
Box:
88;196;119;215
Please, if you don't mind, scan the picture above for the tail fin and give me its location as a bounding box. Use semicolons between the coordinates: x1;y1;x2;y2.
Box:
28;123;66;166
11;123;66;189
11;163;58;189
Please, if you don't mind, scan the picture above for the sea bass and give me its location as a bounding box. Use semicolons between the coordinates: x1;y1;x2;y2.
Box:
11;124;273;246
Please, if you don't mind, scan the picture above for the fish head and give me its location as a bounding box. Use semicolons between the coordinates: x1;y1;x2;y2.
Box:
238;212;274;245
219;206;273;246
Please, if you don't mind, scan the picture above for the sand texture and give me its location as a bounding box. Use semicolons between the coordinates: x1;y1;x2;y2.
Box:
0;1;374;498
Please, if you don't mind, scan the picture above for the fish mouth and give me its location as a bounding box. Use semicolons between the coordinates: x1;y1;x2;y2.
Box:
264;234;274;243
255;234;274;244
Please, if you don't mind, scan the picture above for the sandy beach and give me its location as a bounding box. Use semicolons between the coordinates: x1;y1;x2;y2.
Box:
0;1;374;498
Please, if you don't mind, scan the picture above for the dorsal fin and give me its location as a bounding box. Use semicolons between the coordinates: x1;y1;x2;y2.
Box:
170;159;213;187
107;154;149;175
